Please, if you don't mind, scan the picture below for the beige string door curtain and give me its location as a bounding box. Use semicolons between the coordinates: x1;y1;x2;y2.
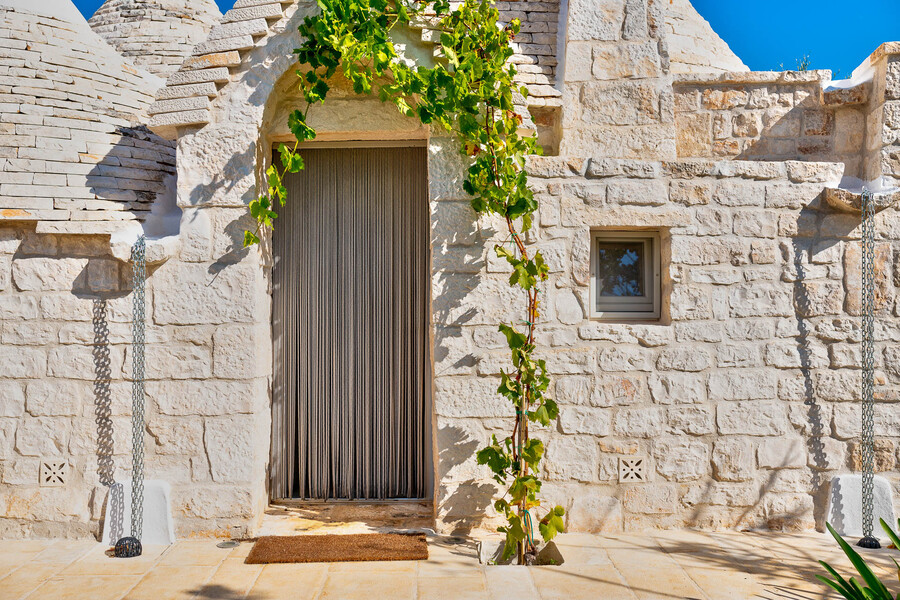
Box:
271;145;432;501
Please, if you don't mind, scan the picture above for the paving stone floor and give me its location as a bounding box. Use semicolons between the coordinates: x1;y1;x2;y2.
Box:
1;530;898;599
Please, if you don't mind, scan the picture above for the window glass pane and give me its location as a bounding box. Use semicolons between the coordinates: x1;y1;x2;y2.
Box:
596;241;645;297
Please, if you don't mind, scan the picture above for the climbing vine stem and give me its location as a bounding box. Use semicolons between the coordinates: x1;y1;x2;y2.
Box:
244;0;565;563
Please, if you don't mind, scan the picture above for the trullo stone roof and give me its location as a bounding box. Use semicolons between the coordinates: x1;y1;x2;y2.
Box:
0;0;176;234
89;0;222;79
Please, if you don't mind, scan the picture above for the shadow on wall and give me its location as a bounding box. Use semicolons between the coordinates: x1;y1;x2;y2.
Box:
435;423;496;536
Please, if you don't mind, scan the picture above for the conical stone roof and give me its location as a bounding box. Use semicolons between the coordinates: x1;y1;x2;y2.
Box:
0;0;176;229
89;0;222;78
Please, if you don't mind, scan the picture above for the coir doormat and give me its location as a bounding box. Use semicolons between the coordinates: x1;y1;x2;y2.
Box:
244;533;429;564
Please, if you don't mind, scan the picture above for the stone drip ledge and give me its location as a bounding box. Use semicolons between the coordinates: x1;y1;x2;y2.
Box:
674;68;870;107
673;69;833;86
525;156;845;183
31;220;180;265
824;186;900;214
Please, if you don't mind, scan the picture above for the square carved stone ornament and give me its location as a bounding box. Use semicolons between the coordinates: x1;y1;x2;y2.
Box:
619;457;647;483
39;459;69;487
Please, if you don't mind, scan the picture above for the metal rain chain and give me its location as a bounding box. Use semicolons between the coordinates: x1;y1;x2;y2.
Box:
858;189;880;550
115;236;147;558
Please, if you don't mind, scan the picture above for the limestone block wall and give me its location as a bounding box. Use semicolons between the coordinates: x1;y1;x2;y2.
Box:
561;0;676;160
0;223;270;539
673;71;870;178
863;44;900;185
435;155;900;534
663;0;747;75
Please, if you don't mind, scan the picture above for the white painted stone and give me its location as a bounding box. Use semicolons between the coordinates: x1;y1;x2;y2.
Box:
100;479;176;546
826;475;896;539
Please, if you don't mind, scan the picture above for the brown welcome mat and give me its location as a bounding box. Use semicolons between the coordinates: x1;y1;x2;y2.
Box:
245;533;429;564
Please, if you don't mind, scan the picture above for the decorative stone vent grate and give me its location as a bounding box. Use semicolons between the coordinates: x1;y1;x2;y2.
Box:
39;460;69;487
619;457;647;483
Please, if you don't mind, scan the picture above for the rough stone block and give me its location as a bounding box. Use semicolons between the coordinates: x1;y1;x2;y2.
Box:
668;405;714;435
757;438;806;469
12;257;87;291
153;261;263;325
656;347;711;371
0;346;45;378
543;435;600;483
614;407;664;438
653;438;709;481
712;438;754;481
717;401;788;435
558;406;612;435
15;416;68;456
205;415;259;483
0;381;25;417
649;373;706;404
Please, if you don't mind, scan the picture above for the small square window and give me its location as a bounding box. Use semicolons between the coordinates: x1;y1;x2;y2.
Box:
591;231;660;320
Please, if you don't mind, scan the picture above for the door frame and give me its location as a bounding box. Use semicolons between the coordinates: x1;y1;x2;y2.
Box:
266;139;436;504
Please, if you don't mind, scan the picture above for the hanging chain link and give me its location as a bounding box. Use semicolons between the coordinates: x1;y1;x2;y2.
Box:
130;236;147;540
860;189;877;541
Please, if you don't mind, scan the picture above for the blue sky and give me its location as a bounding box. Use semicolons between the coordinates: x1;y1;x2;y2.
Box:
73;0;897;78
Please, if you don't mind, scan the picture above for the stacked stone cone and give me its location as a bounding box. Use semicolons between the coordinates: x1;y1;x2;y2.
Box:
89;0;222;78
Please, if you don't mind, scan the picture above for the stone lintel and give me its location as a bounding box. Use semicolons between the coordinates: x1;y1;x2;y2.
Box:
207;19;269;41
192;35;257;57
149;109;212;138
181;52;243;71
149;96;211;117
221;4;284;24
233;0;295;5
156;83;219;101
167;68;231;87
674;69;832;87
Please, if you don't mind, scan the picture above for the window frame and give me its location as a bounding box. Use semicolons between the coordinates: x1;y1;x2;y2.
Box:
590;230;661;321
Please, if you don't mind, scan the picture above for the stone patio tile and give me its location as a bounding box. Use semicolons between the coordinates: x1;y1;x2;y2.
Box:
552;533;614;565
417;575;489;600
482;565;540;600
531;564;638;600
417;544;481;577
606;547;707;600
0;563;65;600
195;557;263;600
663;553;766;600
249;563;327;599
228;541;255;559
31;540;95;565
29;574;144;600
58;544;167;576
157;541;235;567
319;571;416;599
0;542;51;579
124;565;218;600
327;559;419;572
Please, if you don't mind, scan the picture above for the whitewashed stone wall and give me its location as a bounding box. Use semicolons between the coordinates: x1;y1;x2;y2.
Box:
435;156;900;533
674;71;871;178
664;0;747;75
2;0;900;540
0;224;270;538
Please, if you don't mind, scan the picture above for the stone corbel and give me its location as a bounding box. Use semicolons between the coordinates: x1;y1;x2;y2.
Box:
823;185;900;214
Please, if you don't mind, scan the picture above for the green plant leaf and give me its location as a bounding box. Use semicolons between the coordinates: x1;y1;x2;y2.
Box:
826;522;892;599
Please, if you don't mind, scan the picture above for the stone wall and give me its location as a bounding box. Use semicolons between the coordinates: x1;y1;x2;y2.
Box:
561;0;675;160
664;0;747;75
864;44;900;185
0;224;270;538
435;155;900;533
88;0;222;79
673;71;870;178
